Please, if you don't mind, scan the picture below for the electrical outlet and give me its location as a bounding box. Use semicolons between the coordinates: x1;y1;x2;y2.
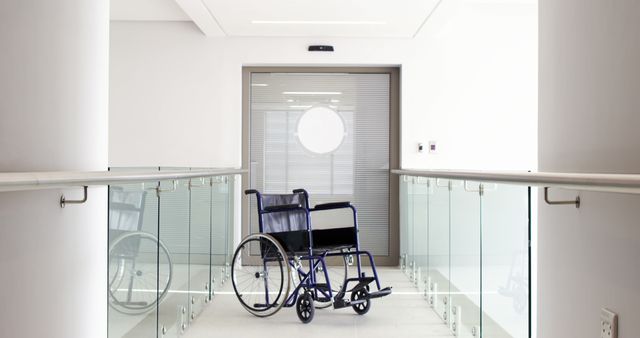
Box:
601;308;618;338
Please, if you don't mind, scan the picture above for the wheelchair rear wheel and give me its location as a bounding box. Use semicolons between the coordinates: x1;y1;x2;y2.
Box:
108;231;173;315
231;233;291;317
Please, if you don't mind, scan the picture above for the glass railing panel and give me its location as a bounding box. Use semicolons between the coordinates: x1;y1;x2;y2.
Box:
106;167;239;337
481;183;530;338
412;176;430;292
226;176;236;282
399;175;410;273
405;176;415;276
450;180;481;337
108;180;159;338
157;178;190;337
188;177;212;322
428;178;450;322
211;176;231;293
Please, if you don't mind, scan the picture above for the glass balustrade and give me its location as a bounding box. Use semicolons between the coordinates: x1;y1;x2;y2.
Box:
107;170;526;337
108;179;160;338
399;175;530;338
429;178;451;322
482;183;530;338
107;168;237;338
450;180;481;337
189;177;212;322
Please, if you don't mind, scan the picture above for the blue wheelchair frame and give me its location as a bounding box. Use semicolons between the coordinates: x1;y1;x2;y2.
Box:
246;188;391;312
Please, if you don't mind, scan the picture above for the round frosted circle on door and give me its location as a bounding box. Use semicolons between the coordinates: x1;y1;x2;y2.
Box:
296;106;346;154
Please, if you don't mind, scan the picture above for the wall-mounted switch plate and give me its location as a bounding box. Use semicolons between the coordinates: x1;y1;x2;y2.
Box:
428;141;437;154
601;308;618;338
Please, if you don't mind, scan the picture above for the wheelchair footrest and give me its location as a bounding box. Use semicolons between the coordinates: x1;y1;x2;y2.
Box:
367;287;392;299
332;298;351;309
331;287;393;309
346;276;375;292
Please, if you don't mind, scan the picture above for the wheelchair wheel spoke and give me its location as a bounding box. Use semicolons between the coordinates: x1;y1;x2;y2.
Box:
108;231;171;315
232;234;290;317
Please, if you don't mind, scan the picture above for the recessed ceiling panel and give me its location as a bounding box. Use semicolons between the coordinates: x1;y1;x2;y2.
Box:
200;0;441;37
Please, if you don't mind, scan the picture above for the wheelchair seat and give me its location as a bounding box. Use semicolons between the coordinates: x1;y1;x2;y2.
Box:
253;191;358;255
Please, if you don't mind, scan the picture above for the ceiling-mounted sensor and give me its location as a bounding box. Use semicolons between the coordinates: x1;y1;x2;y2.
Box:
308;45;334;52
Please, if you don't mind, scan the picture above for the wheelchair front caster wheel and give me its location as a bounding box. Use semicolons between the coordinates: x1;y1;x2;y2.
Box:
351;289;371;315
296;292;315;324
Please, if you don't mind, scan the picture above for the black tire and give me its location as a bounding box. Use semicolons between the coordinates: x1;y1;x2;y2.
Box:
351;289;371;315
231;234;290;317
296;292;315;324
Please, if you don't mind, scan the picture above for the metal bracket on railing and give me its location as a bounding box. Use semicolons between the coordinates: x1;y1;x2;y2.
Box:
414;176;429;185
544;187;580;208
188;177;207;190
60;186;88;208
435;178;450;190
464;181;499;196
464;181;483;195
210;176;227;185
155;180;178;197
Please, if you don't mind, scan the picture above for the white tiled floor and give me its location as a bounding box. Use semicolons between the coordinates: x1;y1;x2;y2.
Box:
184;267;453;338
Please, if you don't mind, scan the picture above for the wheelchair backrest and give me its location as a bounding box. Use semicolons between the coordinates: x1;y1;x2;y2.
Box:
109;188;147;232
260;193;308;233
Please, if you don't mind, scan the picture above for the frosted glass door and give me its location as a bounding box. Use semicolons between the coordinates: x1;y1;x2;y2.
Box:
248;72;391;256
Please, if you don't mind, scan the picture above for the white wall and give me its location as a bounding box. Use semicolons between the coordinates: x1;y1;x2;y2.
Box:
539;0;640;337
0;1;109;337
109;0;537;171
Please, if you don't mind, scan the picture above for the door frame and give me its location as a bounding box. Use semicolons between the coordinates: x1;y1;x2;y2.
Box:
241;66;401;266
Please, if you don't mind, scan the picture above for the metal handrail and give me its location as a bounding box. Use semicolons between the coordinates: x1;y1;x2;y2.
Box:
391;169;640;194
0;168;247;192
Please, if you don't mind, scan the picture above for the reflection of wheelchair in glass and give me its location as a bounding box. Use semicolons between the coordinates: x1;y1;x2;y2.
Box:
232;189;392;323
108;188;173;315
498;251;527;314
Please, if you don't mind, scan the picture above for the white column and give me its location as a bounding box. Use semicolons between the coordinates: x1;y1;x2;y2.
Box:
539;1;640;337
0;1;109;337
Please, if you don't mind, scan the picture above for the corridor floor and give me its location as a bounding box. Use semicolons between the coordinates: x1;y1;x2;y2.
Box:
183;267;453;338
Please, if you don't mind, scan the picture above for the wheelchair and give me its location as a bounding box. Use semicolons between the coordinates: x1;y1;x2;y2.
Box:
108;188;173;315
231;188;392;323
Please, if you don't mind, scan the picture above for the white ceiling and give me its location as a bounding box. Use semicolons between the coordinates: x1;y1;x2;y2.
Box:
111;0;442;38
111;0;190;21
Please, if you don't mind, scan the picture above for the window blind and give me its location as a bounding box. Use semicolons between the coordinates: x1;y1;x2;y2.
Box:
249;72;390;255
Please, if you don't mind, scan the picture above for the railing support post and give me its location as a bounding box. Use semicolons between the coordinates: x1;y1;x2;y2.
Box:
60;186;88;208
544;187;580;208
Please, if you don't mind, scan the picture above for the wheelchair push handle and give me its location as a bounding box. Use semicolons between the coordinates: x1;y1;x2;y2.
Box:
244;189;259;195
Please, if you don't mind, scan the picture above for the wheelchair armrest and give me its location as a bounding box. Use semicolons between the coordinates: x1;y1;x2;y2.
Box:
262;203;303;213
312;202;352;211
